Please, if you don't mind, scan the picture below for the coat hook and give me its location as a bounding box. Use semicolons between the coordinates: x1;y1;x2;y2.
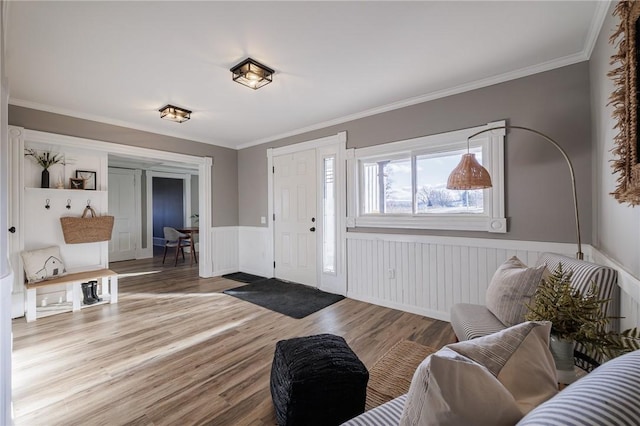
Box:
66;199;71;210
45;199;50;209
86;199;91;208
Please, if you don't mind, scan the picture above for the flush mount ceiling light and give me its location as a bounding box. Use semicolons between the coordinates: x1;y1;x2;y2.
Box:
159;105;191;123
230;58;274;90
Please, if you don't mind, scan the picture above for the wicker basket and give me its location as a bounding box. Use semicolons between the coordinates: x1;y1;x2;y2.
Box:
60;206;114;244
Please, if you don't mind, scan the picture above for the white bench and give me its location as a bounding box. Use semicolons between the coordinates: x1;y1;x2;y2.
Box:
25;268;118;322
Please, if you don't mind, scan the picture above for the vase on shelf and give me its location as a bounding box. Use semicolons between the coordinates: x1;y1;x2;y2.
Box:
550;335;575;384
41;169;50;189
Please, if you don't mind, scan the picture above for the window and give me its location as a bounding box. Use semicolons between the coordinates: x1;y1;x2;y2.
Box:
322;156;336;274
348;121;506;232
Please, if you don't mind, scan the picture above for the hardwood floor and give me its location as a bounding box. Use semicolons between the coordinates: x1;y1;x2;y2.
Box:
12;254;456;426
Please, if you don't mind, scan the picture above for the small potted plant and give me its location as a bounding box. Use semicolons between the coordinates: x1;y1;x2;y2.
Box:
24;148;64;188
525;263;640;379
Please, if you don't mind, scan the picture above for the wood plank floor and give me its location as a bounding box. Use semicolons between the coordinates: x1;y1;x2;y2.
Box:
12;254;455;426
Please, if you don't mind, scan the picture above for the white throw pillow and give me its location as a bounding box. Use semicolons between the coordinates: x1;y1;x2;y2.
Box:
21;246;66;283
400;321;557;426
485;256;546;326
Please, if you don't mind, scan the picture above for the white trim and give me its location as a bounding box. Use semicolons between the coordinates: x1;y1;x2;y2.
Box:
267;132;347;294
18;129;213;277
350;293;450;322
350;121;506;233
9;126;24;318
23;129;210;166
238;55;587;149
345;231;584;254
584;1;612;60
590;247;640;307
11;99;237;150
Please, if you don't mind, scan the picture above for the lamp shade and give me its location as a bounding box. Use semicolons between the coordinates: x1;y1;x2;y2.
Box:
446;153;492;190
230;58;274;90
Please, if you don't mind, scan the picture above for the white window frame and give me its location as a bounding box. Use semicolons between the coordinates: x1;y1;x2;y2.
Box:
346;121;506;233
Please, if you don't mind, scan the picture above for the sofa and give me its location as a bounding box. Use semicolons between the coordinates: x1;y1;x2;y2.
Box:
450;252;619;368
343;347;640;425
342;253;632;425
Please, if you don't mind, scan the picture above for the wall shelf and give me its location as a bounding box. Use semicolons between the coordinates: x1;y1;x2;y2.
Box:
24;187;107;195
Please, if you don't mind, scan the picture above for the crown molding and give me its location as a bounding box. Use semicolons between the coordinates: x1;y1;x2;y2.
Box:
583;0;612;60
8;98;237;150
237;52;588;150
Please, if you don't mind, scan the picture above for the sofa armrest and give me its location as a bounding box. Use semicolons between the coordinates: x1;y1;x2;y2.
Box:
341;394;407;426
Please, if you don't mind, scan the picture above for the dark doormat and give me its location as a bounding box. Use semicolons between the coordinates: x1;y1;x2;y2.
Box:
222;272;266;284
223;278;345;319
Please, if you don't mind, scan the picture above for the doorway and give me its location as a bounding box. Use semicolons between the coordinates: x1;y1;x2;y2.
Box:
108;168;141;262
267;132;347;295
273;149;317;287
152;177;185;247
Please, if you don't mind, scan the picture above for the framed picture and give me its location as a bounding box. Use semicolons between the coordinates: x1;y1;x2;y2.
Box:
76;170;96;190
69;178;85;190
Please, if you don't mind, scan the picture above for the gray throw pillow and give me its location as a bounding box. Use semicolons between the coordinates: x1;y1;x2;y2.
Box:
486;256;546;326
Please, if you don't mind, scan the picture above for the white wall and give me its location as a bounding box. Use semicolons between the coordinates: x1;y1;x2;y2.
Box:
590;2;640;328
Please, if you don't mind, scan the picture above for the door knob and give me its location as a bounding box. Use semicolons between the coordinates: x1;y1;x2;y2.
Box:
311;217;316;222
310;227;316;232
8;226;15;234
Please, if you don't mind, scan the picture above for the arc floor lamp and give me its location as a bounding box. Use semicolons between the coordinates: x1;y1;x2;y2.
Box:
446;125;583;260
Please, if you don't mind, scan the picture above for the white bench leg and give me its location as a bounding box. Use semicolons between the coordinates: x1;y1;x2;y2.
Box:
26;288;36;322
66;283;73;305
72;282;81;311
109;275;118;303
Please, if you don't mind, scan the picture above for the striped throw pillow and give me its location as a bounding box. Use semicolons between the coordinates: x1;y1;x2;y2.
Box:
400;321;557;426
518;349;640;425
486;256;546;326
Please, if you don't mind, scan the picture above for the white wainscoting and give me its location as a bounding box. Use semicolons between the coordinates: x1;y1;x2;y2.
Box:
211;227;239;276
346;232;579;322
239;226;273;278
591;248;640;330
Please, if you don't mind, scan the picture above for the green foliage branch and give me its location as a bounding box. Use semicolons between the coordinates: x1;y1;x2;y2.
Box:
525;262;640;360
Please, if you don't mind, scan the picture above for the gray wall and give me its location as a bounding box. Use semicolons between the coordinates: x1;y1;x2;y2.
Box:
239;63;592;244
9;105;238;227
590;3;640;275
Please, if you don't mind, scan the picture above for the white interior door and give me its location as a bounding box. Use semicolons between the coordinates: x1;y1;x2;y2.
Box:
108;168;139;262
274;149;317;287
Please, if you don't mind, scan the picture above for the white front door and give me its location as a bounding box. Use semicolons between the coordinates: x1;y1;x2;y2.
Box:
273;149;317;287
108;168;139;262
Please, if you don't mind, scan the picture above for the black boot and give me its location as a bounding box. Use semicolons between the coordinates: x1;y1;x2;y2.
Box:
81;283;97;305
90;280;103;302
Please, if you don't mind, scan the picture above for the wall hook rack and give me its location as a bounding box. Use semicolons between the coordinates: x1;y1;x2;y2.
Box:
45;199;50;209
66;199;71;210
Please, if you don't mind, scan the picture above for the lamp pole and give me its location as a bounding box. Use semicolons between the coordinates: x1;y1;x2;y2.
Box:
466;125;583;260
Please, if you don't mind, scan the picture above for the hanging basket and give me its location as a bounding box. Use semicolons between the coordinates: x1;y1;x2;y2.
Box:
60;206;114;244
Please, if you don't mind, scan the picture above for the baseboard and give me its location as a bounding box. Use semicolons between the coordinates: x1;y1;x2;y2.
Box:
137;248;153;259
346;292;450;322
213;267;238;278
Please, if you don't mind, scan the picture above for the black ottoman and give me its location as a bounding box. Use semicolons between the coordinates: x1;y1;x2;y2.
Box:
270;334;369;426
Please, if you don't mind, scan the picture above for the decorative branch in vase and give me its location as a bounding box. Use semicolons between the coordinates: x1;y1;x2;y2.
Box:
525;263;640;374
24;148;64;189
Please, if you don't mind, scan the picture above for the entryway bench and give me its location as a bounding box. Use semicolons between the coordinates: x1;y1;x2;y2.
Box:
25;268;118;322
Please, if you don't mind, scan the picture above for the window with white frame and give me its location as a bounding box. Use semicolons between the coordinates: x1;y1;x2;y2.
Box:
347;121;507;232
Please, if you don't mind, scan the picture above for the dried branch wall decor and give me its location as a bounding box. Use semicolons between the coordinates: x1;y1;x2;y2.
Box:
609;1;640;205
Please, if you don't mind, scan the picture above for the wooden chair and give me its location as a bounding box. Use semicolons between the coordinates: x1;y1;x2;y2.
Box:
162;227;192;267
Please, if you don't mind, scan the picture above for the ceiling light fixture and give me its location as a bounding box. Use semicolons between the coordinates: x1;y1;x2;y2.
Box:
159;105;191;123
230;58;274;90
